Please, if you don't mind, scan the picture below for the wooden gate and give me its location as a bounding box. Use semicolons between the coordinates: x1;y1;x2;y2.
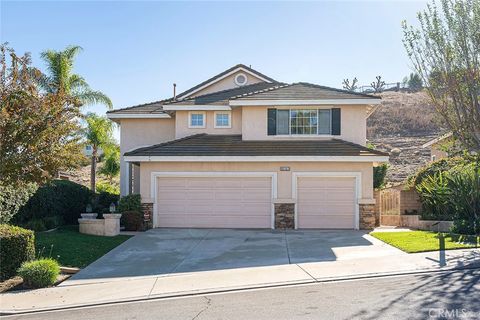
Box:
379;188;401;225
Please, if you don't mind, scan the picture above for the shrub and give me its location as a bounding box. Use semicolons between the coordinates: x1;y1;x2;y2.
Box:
0;224;35;280
94;191;120;214
416;172;454;221
96;181;120;195
23;218;47;232
118;194;142;213
17;258;60;288
409;157;467;187
121;211;144;231
0;183;38;224
15;180;92;226
373;164;388;189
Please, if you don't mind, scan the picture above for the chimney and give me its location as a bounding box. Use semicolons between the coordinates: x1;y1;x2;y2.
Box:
173;83;177;100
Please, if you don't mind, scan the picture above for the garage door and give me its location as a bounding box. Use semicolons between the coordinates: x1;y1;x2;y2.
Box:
156;176;272;228
296;176;356;229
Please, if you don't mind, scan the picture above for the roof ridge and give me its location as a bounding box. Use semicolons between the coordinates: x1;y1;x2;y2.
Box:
229;83;292;100
294;82;381;99
175;64;278;99
168;82;285;104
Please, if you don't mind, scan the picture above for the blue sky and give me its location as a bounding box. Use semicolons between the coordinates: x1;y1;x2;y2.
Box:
2;0;427;139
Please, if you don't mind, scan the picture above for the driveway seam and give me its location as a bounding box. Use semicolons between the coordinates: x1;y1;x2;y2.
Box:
170;230;212;273
295;264;318;282
148;277;159;297
284;230;292;264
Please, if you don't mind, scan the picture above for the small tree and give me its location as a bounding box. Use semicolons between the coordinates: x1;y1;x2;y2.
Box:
371;76;385;93
402;0;480;152
99;145;120;183
342;77;358;92
0;44;83;185
83;113;115;192
407;73;423;92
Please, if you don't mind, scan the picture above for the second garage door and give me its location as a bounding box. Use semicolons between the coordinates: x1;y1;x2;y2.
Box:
156;176;272;228
296;176;356;229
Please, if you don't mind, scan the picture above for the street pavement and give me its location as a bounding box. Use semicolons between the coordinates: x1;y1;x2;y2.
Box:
3;269;479;320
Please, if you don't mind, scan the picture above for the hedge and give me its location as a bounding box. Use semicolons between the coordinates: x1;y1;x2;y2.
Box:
0;224;35;280
118;194;142;213
121;211;144;231
15;180;92;226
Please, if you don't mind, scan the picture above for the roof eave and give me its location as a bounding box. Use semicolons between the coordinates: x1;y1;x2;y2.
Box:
124;155;389;162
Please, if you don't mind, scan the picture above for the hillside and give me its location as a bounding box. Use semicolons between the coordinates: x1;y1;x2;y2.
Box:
368;91;446;184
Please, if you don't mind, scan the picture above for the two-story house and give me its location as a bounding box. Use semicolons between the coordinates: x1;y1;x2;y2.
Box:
107;64;388;230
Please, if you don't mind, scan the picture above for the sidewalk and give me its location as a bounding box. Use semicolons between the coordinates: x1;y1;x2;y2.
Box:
1;248;479;314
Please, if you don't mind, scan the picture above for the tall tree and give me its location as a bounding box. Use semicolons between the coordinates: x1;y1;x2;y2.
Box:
83;113;115;192
0;44;83;185
99;145;120;183
402;0;480;151
407;73;423;92
38;45;112;109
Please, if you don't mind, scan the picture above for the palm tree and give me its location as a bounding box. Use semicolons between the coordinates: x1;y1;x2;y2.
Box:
84;113;115;192
38;45;112;108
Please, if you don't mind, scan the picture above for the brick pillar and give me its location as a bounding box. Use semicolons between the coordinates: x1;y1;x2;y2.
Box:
359;204;376;230
141;203;153;230
274;203;295;229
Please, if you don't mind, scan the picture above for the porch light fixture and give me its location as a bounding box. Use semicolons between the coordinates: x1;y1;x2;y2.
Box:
109;202;116;213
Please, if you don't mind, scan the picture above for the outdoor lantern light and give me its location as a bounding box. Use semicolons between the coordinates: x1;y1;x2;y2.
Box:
109;202;116;213
86;204;92;213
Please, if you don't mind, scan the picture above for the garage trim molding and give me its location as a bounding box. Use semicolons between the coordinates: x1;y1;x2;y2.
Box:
150;171;278;228
292;172;362;230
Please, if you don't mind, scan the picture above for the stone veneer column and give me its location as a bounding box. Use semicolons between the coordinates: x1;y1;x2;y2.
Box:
274;203;295;229
141;203;153;229
359;203;376;229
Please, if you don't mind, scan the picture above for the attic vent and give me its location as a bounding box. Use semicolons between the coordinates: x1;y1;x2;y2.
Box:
234;73;248;86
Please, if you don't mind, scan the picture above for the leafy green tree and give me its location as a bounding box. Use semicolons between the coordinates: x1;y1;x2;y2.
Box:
38;45;112;109
99;145;120;183
83;113;115;192
407;73;423;92
402;0;480;151
0;44;83;185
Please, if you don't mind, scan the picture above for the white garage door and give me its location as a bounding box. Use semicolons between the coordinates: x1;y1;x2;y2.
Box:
296;176;356;229
156;176;272;228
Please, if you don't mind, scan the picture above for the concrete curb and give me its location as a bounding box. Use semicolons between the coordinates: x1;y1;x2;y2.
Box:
2;264;479;316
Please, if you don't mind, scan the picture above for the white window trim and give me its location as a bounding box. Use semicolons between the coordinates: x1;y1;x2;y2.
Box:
292;172;362;230
234;73;248;86
214;111;232;129
150;171;278;229
188;111;206;128
275;108;332;136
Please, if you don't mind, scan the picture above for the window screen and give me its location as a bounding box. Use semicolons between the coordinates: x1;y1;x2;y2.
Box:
276;109;290;135
318;109;331;134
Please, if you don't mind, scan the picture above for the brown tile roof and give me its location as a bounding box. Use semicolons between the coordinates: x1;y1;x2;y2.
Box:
124;134;389;157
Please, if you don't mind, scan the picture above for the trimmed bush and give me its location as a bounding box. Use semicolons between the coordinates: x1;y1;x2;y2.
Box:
0;224;35;280
121;211;144;231
0;183;38;224
94;191;120;214
17;258;60;288
373;164;388;189
118;194;142;213
15;180;92;226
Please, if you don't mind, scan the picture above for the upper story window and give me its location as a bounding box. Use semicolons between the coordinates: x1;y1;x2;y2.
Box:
275;109;331;135
214;111;231;128
189;111;206;128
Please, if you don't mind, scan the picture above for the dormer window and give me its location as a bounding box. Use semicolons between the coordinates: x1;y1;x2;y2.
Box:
214;111;231;128
188;111;206;128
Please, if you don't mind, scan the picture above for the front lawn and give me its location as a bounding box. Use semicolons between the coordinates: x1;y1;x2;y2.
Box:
370;231;479;253
35;226;131;268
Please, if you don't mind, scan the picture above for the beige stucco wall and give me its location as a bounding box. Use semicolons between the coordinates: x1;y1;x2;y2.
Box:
430;147;448;161
175;108;242;139
138;161;374;203
190;71;264;97
119;118;175;195
241;105;367;145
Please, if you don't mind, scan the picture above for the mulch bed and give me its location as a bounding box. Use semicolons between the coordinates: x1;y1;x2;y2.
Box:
0;273;71;293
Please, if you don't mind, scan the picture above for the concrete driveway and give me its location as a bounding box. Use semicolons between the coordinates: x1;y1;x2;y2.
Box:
71;229;401;281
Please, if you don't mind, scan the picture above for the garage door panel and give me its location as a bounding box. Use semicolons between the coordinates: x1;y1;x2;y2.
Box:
297;176;356;229
156;176;272;228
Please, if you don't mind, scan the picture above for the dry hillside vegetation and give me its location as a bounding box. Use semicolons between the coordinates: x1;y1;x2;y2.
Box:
367;91;446;184
367;91;443;138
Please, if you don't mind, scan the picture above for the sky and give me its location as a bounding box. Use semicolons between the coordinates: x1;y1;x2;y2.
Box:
1;0;427;140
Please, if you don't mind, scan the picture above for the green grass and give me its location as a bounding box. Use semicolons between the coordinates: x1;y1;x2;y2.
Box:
35;226;131;268
370;231;479;253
